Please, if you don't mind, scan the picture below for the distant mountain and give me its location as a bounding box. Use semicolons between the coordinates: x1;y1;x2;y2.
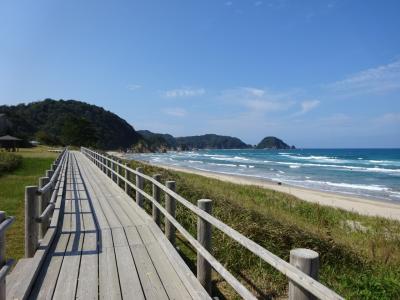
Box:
137;130;177;149
0;99;142;149
256;136;294;149
138;131;251;150
176;134;251;149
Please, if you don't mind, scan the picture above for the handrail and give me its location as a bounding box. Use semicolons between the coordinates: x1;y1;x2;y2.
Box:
37;149;67;195
0;259;14;282
0;217;15;236
36;153;69;223
0;214;15;297
81;147;344;300
85;149;256;299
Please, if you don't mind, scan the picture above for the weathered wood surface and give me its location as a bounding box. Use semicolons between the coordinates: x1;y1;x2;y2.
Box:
7;151;209;300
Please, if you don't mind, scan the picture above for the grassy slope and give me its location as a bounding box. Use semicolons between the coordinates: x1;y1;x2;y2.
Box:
0;147;57;260
123;159;400;300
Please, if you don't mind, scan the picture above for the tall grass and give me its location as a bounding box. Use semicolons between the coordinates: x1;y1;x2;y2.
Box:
122;159;400;300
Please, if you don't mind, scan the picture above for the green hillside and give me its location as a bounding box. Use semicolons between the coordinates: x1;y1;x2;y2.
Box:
0;99;142;149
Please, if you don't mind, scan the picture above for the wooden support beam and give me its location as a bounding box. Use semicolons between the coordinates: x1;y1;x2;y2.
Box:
152;174;161;226
289;249;319;300
197;199;213;295
25;186;38;258
136;168;144;207
165;181;176;246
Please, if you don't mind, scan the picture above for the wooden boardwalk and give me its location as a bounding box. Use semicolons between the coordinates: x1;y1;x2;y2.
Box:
6;151;209;299
2;149;344;300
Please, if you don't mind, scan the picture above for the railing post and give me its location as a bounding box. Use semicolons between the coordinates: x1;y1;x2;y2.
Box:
197;199;213;295
165;181;176;246
51;163;56;171
0;211;5;300
25;186;38;258
135;167;144;207
289;249;319;300
38;177;50;239
152;174;161;226
108;157;112;178
116;160;121;187
46;169;54;179
124;163;129;194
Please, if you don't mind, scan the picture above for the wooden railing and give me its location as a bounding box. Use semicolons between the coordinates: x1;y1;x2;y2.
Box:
25;149;68;257
0;149;67;300
0;212;15;300
81;147;344;300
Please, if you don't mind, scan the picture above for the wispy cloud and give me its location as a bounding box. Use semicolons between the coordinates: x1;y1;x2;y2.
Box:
221;87;295;113
297;100;320;115
163;87;205;98
254;1;263;6
327;59;400;96
225;1;233;6
162;107;187;117
127;84;142;91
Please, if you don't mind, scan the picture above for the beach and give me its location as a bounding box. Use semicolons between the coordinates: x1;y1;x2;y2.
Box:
154;163;400;221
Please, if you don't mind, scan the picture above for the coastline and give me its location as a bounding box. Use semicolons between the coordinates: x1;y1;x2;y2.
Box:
160;164;400;220
108;151;400;221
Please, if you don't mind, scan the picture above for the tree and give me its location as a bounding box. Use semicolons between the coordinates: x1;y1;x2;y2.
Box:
61;117;98;147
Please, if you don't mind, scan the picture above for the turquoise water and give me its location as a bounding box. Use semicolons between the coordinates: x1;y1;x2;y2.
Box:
127;149;400;202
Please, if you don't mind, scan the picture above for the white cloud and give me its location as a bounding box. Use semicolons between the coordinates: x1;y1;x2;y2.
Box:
163;88;205;98
225;1;233;6
254;1;263;6
221;87;295;113
127;84;142;91
298;100;320;114
327;59;400;96
163;107;187;117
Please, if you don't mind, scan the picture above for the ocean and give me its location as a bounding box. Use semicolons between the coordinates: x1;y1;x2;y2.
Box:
127;149;400;202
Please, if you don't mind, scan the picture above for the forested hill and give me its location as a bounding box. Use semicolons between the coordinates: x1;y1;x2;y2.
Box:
176;134;251;149
0;99;141;149
138;130;251;150
256;136;294;149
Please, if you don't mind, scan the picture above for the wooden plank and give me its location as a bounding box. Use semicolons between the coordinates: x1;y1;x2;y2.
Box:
99;229;121;300
125;226;169;300
52;232;84;299
30;233;70;299
136;225;192;300
112;227;145;300
76;232;98;299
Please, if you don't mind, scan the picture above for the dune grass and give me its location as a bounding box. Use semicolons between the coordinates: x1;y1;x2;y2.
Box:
122;159;400;300
0;147;57;260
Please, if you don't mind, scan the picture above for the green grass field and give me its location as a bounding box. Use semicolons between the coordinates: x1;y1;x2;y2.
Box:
0;147;57;260
122;159;400;300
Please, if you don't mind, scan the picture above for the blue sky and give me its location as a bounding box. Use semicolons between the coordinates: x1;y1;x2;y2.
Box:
1;0;399;148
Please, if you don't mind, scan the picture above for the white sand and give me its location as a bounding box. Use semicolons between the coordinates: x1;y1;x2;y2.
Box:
156;164;400;221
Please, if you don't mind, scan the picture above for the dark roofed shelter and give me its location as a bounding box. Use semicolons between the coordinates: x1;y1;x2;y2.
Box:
0;135;22;152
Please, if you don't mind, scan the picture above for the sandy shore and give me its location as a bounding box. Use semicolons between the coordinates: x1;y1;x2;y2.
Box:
157;163;400;221
108;151;400;221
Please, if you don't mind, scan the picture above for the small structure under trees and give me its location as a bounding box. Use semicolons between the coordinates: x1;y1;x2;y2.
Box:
0;135;22;152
